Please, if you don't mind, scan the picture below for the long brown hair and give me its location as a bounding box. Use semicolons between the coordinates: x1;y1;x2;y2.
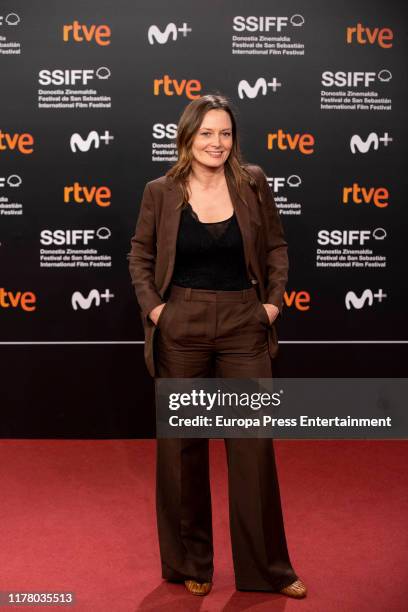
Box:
165;93;263;209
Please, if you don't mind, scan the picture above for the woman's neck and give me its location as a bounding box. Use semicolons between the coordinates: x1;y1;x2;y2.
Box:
188;161;226;190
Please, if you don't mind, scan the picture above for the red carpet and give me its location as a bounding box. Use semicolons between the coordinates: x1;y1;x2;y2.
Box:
0;439;407;611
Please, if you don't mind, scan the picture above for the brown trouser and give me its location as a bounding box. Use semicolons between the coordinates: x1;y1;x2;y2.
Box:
154;284;298;591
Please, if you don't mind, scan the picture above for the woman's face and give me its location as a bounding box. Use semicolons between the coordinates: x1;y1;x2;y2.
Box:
190;109;233;169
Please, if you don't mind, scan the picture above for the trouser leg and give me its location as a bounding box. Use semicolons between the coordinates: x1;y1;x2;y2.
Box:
156;438;214;582
215;297;298;591
155;292;214;582
224;438;298;591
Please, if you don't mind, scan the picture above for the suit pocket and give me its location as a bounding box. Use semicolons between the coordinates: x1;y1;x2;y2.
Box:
255;301;271;326
156;301;171;329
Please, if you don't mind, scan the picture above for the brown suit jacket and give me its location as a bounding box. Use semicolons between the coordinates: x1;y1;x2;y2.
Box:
127;164;288;377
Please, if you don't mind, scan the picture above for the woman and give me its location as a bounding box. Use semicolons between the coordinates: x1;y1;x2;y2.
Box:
127;94;307;599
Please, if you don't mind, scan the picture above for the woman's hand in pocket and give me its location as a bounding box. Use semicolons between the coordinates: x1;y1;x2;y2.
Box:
149;303;166;326
262;303;279;325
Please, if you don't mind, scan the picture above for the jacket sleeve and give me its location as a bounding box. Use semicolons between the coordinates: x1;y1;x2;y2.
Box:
127;182;164;320
255;165;289;315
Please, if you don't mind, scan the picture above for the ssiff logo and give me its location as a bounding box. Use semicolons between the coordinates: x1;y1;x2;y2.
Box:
148;22;192;44
63;21;111;45
318;228;386;246
0;174;22;188
232;15;305;33
39;67;111;85
346;23;393;48
0;13;20;26
322;70;392;87
40;228;111;245
267;175;302;192
152;123;178;139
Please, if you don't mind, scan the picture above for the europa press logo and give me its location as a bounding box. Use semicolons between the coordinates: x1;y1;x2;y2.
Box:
350;132;393;154
147;22;192;45
238;76;282;99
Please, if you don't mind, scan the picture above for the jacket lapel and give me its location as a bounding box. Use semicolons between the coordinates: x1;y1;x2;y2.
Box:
225;171;252;273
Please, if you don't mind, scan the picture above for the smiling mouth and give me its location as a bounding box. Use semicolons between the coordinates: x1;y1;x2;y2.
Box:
206;151;223;157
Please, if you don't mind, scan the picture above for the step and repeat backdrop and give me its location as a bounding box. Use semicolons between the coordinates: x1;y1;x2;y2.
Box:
1;1;407;435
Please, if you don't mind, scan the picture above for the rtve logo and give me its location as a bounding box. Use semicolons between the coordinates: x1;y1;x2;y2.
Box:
0;288;36;312
350;132;393;154
38;67;111;86
63;21;111;45
322;70;392;87
238;77;282;99
346;23;393;48
267;175;302;192
64;184;111;207
342;184;389;208
148;22;192;45
153;75;202;99
283;290;310;311
267;130;314;155
233;15;305;33
345;289;387;310
153;123;178;139
0;131;34;154
70;130;114;152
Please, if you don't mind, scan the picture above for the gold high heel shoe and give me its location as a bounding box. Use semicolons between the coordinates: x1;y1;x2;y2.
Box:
279;578;307;598
184;579;213;596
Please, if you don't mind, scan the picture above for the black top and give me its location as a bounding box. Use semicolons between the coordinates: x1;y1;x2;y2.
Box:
171;202;252;290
